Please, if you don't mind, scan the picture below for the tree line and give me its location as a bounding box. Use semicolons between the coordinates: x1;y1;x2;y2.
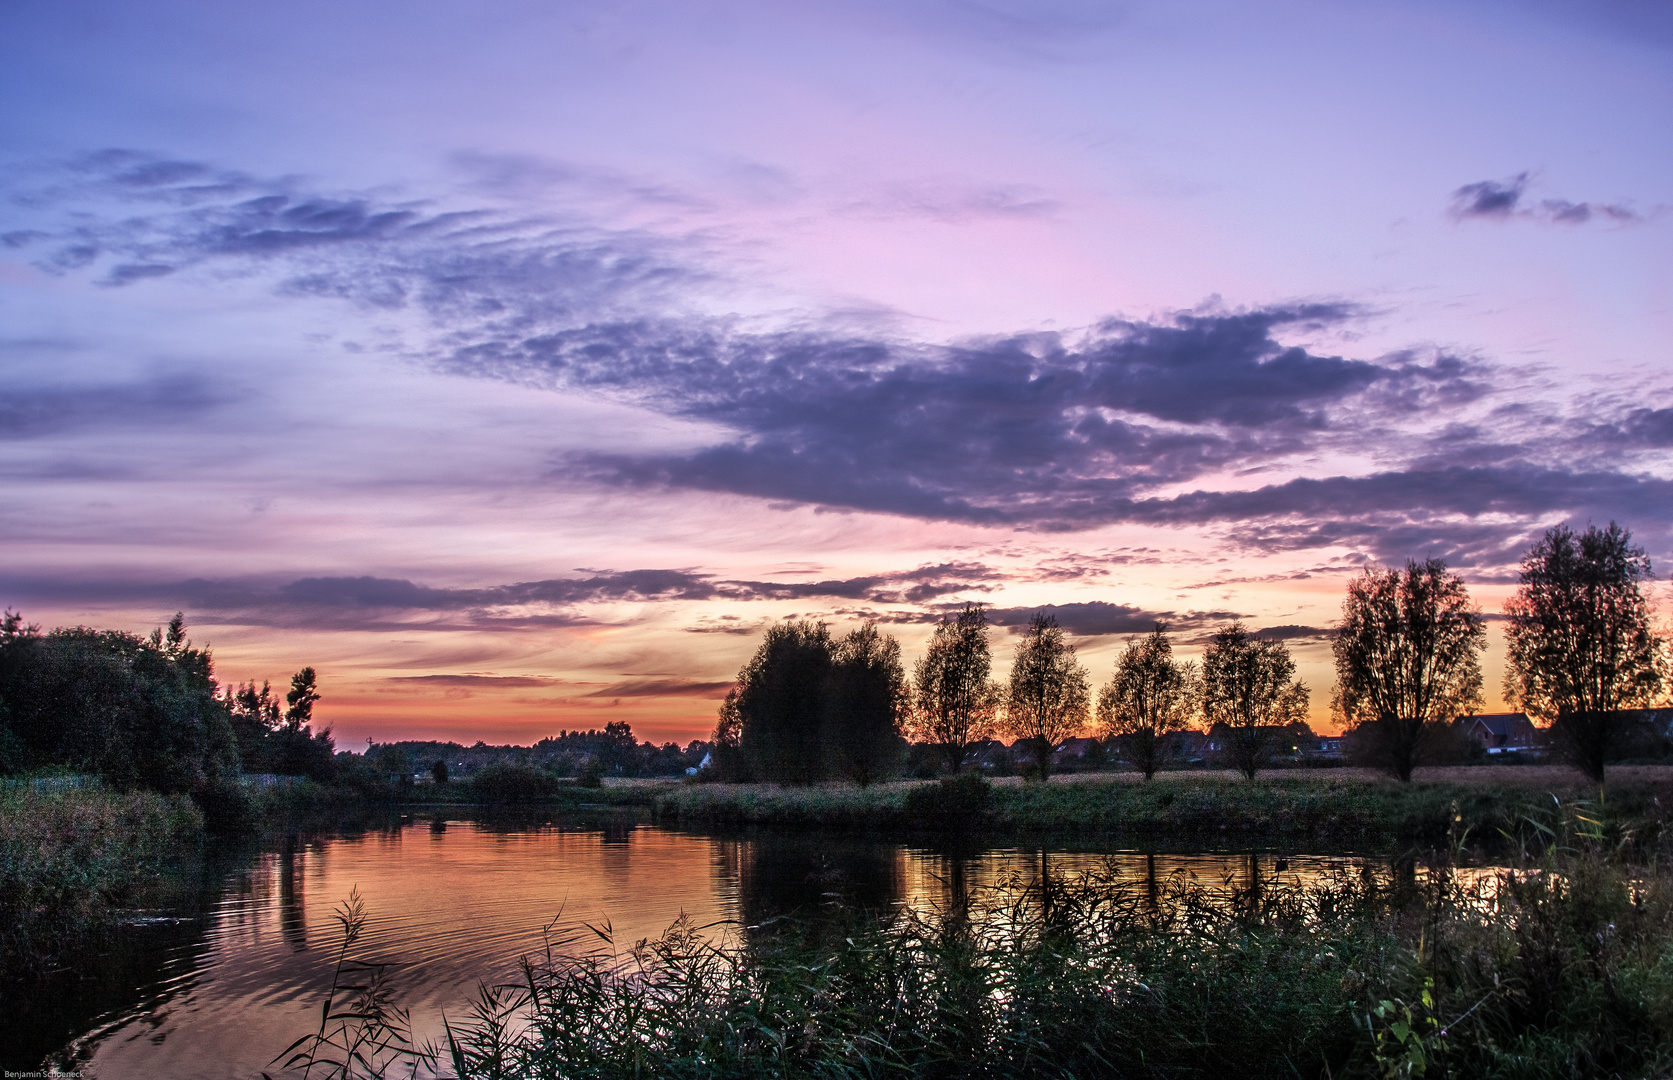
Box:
711;521;1670;785
0;611;335;792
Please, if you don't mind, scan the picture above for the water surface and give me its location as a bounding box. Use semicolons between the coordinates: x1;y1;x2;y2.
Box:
32;814;1399;1078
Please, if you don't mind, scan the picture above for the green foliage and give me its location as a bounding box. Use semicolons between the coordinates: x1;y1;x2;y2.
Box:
0;782;203;978
732;619;835;784
291;823;1673;1079
825;622;909;785
469;762;562;804
0;614;240;794
577;756;604;788
901;771;992;826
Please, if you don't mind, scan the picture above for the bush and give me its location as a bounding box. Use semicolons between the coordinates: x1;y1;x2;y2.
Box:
577;756;604;788
469;763;560;804
902;772;992;827
0;782;202;977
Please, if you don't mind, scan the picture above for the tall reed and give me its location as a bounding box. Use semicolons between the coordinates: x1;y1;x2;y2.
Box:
289;798;1673;1078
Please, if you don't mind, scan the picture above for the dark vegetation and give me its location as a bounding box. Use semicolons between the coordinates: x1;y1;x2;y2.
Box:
285;799;1673;1079
651;771;1673;843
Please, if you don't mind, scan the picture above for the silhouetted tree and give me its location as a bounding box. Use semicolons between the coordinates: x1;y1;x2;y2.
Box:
909;604;1002;773
268;666;335;779
1202;623;1309;780
1333;560;1485;782
431;758;449;784
0;613;239;793
1504;522;1668;784
825;623;909;785
1097;624;1197;780
733;619;834;784
1004;613;1090;779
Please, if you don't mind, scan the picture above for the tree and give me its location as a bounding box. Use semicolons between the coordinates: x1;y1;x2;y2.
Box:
1504;522;1668;784
1096;624;1197;780
1202;623;1309;780
732;619;834;784
285;666;321;727
1333;559;1486;782
269;666;335;779
1004;613;1090;779
0;614;239;793
909;604;1002;773
825;623;909;785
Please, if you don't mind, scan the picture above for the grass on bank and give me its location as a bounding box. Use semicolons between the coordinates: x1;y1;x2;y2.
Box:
650;767;1673;843
283;803;1673;1080
0;781;202;979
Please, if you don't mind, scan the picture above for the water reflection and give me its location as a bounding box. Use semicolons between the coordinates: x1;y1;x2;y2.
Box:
33;816;1457;1080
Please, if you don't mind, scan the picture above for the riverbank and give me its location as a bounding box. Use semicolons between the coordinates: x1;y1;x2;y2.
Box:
648;766;1673;843
0;782;202;981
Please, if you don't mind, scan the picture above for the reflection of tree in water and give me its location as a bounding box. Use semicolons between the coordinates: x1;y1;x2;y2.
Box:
723;833;905;934
278;835;306;951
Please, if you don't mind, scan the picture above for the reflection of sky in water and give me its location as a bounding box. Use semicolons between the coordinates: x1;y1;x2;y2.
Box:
49;819;1483;1079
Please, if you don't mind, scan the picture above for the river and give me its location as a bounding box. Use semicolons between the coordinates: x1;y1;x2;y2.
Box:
22;810;1402;1078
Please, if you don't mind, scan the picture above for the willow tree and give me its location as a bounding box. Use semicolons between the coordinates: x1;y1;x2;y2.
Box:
1504;522;1667;784
1004;612;1090;780
1333;559;1486;782
1096;624;1197;780
1201;622;1309;780
910;604;1001;773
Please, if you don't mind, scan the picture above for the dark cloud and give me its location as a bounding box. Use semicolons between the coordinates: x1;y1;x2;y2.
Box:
984;601;1238;636
13;152;1672;570
388;674;559;687
0;373;229;440
1450;174;1528;219
1451;173;1645;225
583;678;734;698
1253;624;1332;642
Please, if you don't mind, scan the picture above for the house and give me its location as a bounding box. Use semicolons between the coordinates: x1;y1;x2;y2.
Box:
1459;713;1539;754
1053;736;1099;760
1204;721;1315;759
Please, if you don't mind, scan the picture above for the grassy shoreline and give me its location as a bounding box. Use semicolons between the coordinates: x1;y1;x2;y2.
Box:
648;767;1673;844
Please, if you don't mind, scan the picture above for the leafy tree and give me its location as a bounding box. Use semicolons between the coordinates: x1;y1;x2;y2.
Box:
909;604;1002;773
227;679;282;771
0;613;239;793
431;758;449;784
1332;560;1486;782
261;667;336;779
1202;623;1309;780
825;623;909;785
1096;624;1197;780
285;666;320;726
1004;613;1090;779
1504;522;1668;783
732;619;834;784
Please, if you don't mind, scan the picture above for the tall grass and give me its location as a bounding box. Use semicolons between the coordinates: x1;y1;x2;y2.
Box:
0;782;202;978
288;801;1673;1078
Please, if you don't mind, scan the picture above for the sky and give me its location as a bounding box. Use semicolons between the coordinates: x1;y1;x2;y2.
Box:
1;0;1670;747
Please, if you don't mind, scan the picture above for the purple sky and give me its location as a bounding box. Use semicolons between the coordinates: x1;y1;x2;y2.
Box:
2;0;1670;744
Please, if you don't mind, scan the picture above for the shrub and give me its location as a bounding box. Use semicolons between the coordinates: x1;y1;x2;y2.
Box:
469;762;560;804
577;756;604;789
902;772;992;827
